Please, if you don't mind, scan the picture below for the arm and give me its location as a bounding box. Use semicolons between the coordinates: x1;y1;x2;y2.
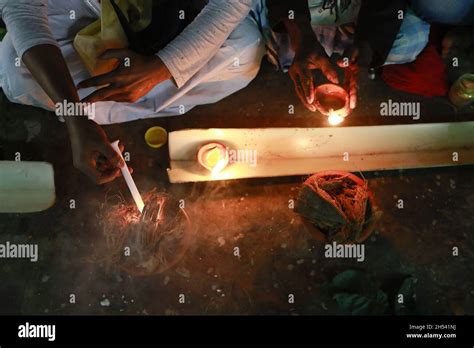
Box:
79;0;252;102
266;0;338;111
23;45;126;184
282;7;339;111
1;1;125;184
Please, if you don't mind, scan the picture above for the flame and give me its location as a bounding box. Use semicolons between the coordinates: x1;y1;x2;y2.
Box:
211;158;228;176
198;143;229;175
328;110;344;126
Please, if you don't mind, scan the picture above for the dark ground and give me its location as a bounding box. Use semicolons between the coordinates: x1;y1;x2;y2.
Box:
0;61;473;315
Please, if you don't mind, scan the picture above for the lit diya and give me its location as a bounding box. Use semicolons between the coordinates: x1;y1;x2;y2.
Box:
314;84;350;126
197;142;229;175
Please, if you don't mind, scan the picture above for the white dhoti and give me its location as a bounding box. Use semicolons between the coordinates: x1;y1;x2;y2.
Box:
0;1;265;125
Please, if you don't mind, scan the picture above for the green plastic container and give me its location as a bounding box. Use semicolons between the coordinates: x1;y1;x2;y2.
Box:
449;74;474;107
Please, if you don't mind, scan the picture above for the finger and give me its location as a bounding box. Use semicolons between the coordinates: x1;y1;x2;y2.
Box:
99;48;131;61
82;85;121;103
349;89;357;110
351;47;360;63
337;47;359;68
97;161;132;175
295;82;317;112
97;167;122;185
319;60;339;84
119;166;133;175
349;77;358;109
96;161;109;172
300;69;315;104
347;70;359;110
336;59;345;68
79;164;110;185
290;68;317;111
77;72;117;89
101;142;125;169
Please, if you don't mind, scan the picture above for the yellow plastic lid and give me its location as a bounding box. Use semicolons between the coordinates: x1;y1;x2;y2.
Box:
145;126;168;149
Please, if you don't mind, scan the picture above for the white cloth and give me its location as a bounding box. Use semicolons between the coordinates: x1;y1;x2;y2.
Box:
0;0;253;88
0;0;58;58
157;0;253;88
0;0;265;124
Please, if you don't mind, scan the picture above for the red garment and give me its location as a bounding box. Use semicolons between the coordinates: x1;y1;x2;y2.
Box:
382;44;448;97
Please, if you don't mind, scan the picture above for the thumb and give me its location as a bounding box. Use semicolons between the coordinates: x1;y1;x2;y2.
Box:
99;49;130;60
101;142;125;168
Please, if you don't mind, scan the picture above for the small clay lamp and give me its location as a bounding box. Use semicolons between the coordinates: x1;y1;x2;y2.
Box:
314;84;350;126
197;142;229;175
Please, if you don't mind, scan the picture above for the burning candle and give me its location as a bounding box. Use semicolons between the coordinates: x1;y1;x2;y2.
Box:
197;142;229;175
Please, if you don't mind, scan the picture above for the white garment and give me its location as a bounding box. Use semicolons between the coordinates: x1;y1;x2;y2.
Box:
0;0;253;87
156;0;254;88
0;0;265;124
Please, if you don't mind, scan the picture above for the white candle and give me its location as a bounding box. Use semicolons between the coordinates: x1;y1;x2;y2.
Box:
111;140;145;213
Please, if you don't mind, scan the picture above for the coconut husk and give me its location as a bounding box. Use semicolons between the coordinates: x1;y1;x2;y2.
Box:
295;171;377;243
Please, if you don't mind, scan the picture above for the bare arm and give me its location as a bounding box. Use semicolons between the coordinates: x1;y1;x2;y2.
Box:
283;16;339;111
21;44;126;184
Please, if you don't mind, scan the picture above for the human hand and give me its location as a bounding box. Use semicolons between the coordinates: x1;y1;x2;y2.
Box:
78;49;171;103
68;119;131;185
337;45;359;110
289;38;339;111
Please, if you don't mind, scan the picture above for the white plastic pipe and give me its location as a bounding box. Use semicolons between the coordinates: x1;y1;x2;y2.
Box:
111;140;145;213
167;122;474;183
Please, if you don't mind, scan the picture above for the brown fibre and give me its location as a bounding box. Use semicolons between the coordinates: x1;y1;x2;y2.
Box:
295;171;378;243
93;189;193;276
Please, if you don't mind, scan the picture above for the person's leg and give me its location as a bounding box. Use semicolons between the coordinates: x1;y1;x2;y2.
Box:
411;0;474;25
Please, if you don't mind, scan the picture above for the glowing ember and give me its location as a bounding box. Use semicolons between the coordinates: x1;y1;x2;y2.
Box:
197;142;229;174
95;189;193;275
